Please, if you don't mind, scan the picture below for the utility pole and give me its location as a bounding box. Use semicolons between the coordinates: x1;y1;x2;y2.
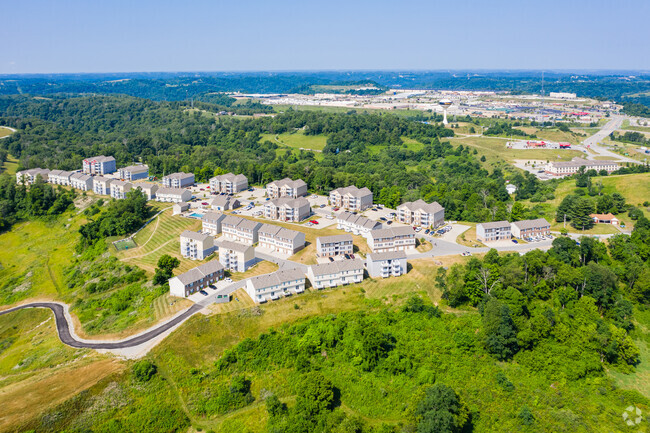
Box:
564;213;566;228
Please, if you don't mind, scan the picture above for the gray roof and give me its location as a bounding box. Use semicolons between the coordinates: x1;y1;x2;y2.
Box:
317;234;353;245
111;180;132;188
219;239;254;253
137;182;158;191
337;211;382;230
164;172;194;180
49;169;72;178
367;251;407;262
121;164;148;173
397;199;444;214
512;218;550;230
478;220;511;230
330;185;373;198
310;259;364;276
181;230;212;242
549;157;618;168
368;226;415;240
173;260;224;286
211;173;247;183
248;268;305;290
210;196;239;207
259;223;304;241
222;215;262;231
85;155;115;163
70;173;92;181
268;197;310;209
202;212;226;223
268;177;307;189
157;187;189;196
93;176;113;184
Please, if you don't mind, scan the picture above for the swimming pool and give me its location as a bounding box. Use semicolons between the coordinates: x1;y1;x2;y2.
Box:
189;212;204;218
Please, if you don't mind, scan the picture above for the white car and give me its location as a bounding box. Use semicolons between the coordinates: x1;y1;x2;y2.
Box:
224;278;233;283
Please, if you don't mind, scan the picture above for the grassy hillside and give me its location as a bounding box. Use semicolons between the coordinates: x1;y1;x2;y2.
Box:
259;131;327;151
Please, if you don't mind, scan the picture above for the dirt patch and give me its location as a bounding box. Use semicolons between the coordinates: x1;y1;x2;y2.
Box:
0;358;125;431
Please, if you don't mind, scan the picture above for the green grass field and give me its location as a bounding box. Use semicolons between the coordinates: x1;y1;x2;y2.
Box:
0;127;13;138
1;154;19;175
259;131;327;151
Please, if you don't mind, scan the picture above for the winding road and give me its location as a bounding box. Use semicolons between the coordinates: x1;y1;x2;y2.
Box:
0;302;204;349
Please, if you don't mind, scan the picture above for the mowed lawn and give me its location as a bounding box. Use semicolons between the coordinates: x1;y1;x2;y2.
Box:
117;208;202;274
259;131;327;151
1;154;19;175
0;127;13;138
449;135;584;165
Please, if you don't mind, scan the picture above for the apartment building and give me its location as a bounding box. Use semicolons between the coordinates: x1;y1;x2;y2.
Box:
16;168;50;184
221;215;262;245
82;155;116;175
397;199;445;228
266;177;308;199
367;226;416;253
110;180;132;200
245;268;306;303
202;212;227;235
209;173;248;194
511;218;551;239
162;172;195;188
258;224;306;255
366;251;408;278
136;183;158;200
476;221;511;242
48;170;73;186
180;230;216;260
169;260;224;298
316;234;354;257
172;202;190;215
329;186;373;211
118;164;149;181
69;173;93;191
155;187;192;203
264;197;311;222
93;176;113;195
307;259;364;290
209;196;240;211
544;158;619;176
219;240;256;272
336;211;382;237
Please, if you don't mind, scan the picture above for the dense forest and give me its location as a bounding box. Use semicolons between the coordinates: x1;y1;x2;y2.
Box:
0;94;553;222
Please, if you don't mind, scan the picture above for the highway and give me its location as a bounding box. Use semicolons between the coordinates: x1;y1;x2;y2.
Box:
583;116;638;164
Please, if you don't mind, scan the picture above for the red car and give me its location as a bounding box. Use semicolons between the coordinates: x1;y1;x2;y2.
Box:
202;202;209;206
310;220;319;224
333;207;339;211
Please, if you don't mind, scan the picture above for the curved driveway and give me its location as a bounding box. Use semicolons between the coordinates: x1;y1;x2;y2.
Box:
0;302;204;349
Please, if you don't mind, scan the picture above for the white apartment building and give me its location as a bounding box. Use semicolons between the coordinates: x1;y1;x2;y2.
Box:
82;156;116;175
16;168;50;184
180;230;216;260
93;176;113;195
316;234;354;257
202;212;227;235
169;260;224;298
544;158;619;176
367;226;416;253
258;224;306;256
266;177;308;199
48;170;73;186
136;183;158;200
162;172;195;188
397;199;445;228
69;173;93;191
510;218;551;239
307;259;364;290
155;187;192;203
336;211;382;237
118;164;149;181
366;251;408;278
221;215;262;245
218;240;256;272
209;173;248;194
329;186;373;211
110;180;132;199
246;268;306;303
264;197;311;222
476;221;511;242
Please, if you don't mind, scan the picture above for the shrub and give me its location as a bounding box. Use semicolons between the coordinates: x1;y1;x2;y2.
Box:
132;359;158;382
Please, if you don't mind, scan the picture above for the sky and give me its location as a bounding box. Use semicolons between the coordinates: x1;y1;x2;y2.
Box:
2;0;649;74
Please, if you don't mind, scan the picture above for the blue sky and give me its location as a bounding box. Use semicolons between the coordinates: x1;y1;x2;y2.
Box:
2;0;649;74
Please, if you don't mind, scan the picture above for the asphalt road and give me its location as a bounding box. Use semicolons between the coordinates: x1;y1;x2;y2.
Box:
583;116;638;164
0;302;205;349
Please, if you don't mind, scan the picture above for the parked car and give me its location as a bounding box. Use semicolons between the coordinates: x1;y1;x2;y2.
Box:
512;239;518;244
329;257;335;262
425;229;430;234
386;221;393;225
461;251;472;257
350;254;355;259
310;220;319;224
200;290;208;295
333;207;339;211
265;197;270;201
380;217;387;221
225;278;233;283
371;208;378;211
248;188;254;191
344;254;350;259
320;204;326;208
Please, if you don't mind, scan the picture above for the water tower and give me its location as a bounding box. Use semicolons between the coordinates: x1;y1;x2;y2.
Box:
439;99;452;125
